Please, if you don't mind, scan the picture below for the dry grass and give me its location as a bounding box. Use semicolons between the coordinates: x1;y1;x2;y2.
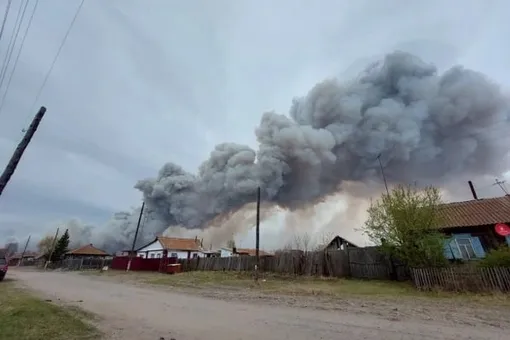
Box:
84;269;510;305
0;279;100;340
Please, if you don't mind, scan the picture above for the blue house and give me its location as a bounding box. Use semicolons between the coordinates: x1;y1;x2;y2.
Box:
437;195;510;260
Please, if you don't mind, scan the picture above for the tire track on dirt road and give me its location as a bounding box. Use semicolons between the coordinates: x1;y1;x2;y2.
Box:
10;270;509;340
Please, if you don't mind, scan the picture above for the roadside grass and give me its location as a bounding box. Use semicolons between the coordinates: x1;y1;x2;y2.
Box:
0;279;100;340
83;269;510;305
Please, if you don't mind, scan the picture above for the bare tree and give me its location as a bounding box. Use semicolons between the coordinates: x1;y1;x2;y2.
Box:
313;231;335;251
292;232;311;252
301;232;311;252
37;235;54;256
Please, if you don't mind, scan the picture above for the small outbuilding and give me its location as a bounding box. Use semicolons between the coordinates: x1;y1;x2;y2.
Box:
323;235;360;251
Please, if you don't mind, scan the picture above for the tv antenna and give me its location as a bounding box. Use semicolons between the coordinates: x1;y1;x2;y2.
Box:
493;179;509;195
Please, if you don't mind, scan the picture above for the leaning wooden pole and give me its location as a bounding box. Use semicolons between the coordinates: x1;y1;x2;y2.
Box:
44;227;59;270
0;106;47;198
126;201;145;272
18;235;31;267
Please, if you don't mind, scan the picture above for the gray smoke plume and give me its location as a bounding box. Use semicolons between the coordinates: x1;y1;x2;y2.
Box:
57;51;510;252
136;52;509;226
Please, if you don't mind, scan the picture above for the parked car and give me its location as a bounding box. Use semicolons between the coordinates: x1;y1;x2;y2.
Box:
0;256;7;281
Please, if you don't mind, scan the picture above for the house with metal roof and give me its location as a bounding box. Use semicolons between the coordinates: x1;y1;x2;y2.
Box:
136;236;205;259
64;244;110;259
437;196;510;260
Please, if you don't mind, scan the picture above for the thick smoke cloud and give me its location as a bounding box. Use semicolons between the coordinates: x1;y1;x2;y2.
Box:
136;52;509;224
61;51;510;252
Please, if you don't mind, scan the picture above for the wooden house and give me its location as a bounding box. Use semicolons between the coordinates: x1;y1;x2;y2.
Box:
65;244;110;259
436;196;510;260
7;251;39;266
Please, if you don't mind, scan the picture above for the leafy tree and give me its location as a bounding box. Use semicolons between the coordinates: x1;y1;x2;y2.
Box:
51;229;70;261
364;184;447;267
37;235;55;257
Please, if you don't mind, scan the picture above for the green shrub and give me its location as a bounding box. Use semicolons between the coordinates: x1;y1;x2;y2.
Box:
478;246;510;267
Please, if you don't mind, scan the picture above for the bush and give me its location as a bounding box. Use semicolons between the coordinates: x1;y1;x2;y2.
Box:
478;246;510;267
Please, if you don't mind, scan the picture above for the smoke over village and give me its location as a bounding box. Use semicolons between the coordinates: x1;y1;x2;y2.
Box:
35;51;510;252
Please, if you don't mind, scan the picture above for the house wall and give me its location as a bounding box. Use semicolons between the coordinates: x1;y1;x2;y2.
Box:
442;225;509;261
220;249;233;257
138;250;204;259
138;240;164;253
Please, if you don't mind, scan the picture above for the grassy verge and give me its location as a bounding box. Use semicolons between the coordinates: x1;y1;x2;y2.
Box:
84;269;510;305
0;280;100;340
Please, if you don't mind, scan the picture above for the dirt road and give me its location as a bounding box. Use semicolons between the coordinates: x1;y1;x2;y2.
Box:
10;270;509;340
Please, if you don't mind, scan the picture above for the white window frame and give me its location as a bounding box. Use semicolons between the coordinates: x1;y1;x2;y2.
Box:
455;238;476;259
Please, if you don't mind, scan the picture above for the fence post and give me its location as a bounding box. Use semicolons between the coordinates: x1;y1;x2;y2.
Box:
79;258;84;270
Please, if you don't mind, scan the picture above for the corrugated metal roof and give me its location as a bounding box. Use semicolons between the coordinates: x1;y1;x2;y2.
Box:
66;244;109;256
438;195;510;229
157;237;201;251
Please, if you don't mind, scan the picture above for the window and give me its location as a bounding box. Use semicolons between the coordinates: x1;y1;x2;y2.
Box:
0;258;5;265
192;253;198;259
170;253;178;258
156;253;161;258
150;253;155;258
456;238;476;259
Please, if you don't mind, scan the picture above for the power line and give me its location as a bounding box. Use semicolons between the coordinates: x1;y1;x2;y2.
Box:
29;0;84;112
0;0;39;115
0;0;28;88
0;0;12;44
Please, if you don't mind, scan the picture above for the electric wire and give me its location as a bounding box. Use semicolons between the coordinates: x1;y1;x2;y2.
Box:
0;0;28;88
28;0;84;113
0;0;12;43
15;0;84;139
0;0;39;115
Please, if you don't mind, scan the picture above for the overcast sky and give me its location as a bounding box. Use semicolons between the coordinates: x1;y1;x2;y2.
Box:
1;0;510;247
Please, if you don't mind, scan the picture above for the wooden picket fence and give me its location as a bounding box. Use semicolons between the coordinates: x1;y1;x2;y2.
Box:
410;266;510;292
178;247;400;280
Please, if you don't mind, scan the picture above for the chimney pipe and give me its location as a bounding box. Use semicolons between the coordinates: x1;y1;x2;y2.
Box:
468;181;478;200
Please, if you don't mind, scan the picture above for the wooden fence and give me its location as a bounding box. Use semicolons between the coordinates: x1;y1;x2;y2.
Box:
44;258;113;271
179;247;397;280
410;266;510;292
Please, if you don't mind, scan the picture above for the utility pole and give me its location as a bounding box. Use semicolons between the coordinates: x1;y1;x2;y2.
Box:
0;106;46;198
44;227;59;270
493;179;509;195
376;153;389;195
18;234;31;267
126;201;145;272
255;187;260;282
